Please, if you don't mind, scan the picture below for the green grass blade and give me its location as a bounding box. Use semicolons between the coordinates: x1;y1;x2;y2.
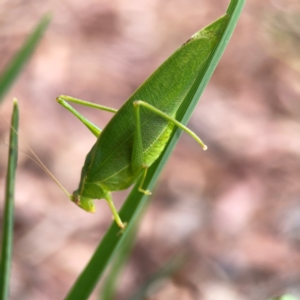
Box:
65;1;245;299
126;254;185;300
99;221;138;300
0;99;19;300
99;195;150;300
268;296;300;300
0;15;51;103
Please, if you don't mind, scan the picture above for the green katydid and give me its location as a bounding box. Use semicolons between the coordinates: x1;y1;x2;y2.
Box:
55;15;229;229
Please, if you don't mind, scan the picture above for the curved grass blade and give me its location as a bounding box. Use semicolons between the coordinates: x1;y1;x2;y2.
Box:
0;99;19;300
0;15;51;103
65;1;245;299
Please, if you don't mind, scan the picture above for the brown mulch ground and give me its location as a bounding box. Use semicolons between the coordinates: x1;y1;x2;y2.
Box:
1;0;300;299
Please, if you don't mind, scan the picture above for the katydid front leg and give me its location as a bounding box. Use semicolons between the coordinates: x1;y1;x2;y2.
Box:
56;95;118;138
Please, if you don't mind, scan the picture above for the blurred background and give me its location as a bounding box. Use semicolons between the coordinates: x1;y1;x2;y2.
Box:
1;0;300;299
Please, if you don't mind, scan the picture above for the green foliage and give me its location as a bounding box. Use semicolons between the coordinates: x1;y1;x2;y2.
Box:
0;1;247;299
0;100;19;300
65;0;245;299
126;254;185;300
0;15;51;103
0;15;50;300
269;295;300;300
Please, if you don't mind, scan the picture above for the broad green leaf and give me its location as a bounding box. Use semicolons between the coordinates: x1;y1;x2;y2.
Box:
0;99;19;300
65;1;245;299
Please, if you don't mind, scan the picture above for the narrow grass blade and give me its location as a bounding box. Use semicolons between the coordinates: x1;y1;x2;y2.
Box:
0;99;19;300
126;254;185;300
65;1;245;299
99;195;150;300
268;296;300;300
0;15;51;103
99;221;138;300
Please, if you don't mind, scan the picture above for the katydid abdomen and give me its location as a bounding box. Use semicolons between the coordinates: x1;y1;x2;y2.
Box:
79;122;175;194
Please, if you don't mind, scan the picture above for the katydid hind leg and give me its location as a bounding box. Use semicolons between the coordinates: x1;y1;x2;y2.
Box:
132;101;152;196
138;166;151;195
133;100;207;150
131;100;146;173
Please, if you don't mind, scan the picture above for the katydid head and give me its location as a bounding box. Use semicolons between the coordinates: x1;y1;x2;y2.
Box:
71;191;96;213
